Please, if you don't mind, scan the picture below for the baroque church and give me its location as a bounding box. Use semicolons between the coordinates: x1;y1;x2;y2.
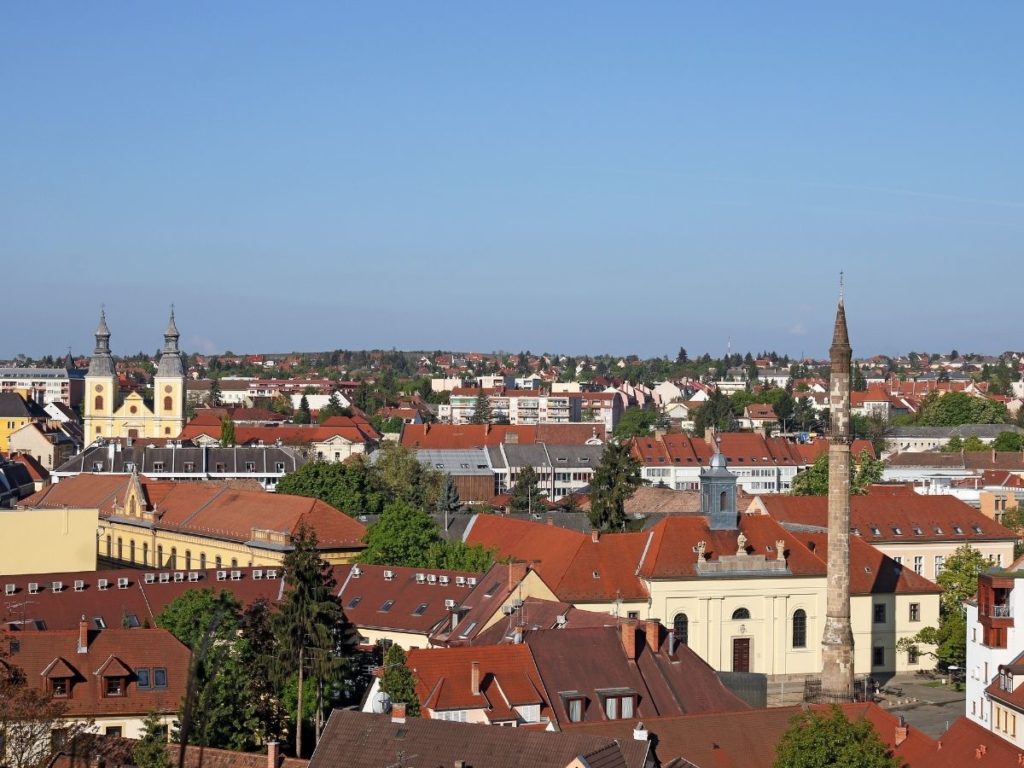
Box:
83;309;186;441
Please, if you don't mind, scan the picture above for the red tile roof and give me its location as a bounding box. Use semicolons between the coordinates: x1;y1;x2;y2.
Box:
21;474;366;550
756;486;1017;544
4;627;189;716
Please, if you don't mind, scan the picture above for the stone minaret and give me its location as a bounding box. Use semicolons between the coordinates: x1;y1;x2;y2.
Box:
821;282;855;701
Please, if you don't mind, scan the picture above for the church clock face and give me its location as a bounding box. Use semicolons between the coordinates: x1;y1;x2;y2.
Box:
95;384;103;392
164;385;173;393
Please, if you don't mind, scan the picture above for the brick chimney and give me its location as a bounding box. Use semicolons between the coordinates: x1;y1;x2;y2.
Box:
621;619;638;661
894;715;908;747
471;661;481;695
266;742;280;768
508;561;527;589
392;702;407;724
645;619;661;652
77;615;89;654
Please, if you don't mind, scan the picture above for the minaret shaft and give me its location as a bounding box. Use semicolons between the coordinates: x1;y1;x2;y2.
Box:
821;295;855;701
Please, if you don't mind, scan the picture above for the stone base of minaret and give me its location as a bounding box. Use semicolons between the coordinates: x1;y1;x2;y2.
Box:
820;620;855;702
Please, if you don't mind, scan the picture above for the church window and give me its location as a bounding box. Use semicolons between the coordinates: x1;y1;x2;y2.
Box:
95;395;104;411
157;545;164;567
143;542;149;565
720;491;728;511
792;609;807;648
117;538;123;561
732;608;750;620
130;540;135;563
106;535;111;557
673;613;689;647
163;396;172;411
169;548;177;569
129;405;138;414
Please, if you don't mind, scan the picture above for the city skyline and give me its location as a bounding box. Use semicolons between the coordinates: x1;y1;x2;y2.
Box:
3;3;1022;357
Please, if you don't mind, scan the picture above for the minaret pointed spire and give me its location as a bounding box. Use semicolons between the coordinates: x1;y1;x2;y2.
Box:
156;307;184;378
831;275;851;351
165;304;179;338
88;307;115;377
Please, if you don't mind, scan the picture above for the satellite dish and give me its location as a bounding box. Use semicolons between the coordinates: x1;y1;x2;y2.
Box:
371;691;392;714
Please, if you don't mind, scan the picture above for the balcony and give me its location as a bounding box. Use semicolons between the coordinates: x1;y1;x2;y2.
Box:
992;604;1012;619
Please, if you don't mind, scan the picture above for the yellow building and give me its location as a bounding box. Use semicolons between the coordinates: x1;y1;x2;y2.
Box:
0;391;48;453
0;505;98;575
83;309;186;442
19;472;367;569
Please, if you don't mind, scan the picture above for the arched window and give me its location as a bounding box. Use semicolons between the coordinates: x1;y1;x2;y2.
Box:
143;542;149;566
673;613;689;647
117;538;123;560
732;608;750;620
130;540;135;563
170;547;177;569
720;491;728;511
792;609;807;648
231;558;238;568
157;545;164;567
200;553;207;570
106;535;112;557
95;395;104;411
163;396;173;411
185;550;192;570
215;556;222;569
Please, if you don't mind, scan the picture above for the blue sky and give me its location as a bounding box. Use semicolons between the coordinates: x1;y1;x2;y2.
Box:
2;3;1022;360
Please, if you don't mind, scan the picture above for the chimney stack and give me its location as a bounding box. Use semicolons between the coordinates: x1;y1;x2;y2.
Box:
266;742;280;768
894;716;908;747
471;661;481;695
77;615;89;654
645;619;661;652
632;722;649;742
508;561;527;589
591;529;600;543
621;619;638;661
391;702;407;724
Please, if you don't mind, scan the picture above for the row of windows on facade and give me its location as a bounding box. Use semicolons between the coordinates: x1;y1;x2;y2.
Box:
105;536;244;570
92;395;178;412
892;553;1002;576
51;666;167;699
670;603;924;651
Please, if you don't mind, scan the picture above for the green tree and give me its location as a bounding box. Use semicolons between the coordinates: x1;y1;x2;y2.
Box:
677;347;688;364
791;451;883;496
208;378;221;407
156;588;241;649
359;501;441;566
469;390;492;424
316;392;350;423
509;465;543;513
423;539;495;571
380;644;420;717
612;407;659;440
588;441;643;531
294;395;312;424
692;390;734;434
436;474;462;534
898;544;989;670
773;705;899;768
962;435;986;452
372;442;443;510
992;431;1024;452
274;525;351;757
219;417;236;447
943;434;964;453
134;712;171;768
918;391;1008;426
277;460;384;516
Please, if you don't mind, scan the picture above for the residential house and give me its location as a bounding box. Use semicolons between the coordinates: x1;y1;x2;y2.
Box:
178;415;379;462
740;403;777;434
885;425;1024;454
311;709;651;768
1;621;189;738
0;392;49;453
8;422;78;471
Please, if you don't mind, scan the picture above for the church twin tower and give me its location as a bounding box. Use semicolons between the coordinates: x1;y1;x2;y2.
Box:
83;309;186;442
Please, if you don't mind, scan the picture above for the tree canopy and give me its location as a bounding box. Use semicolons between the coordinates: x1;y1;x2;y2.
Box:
588;441;644;531
917;391;1008;426
773;705;899;768
380;644;419;717
790;450;883;496
612;407;659;440
509;465;543;513
358;499;494;570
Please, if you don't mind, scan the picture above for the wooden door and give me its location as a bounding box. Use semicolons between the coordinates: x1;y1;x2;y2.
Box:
732;638;751;673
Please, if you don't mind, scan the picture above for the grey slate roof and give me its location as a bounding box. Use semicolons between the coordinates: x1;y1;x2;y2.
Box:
53;442;305;477
311;709;648;768
487;442;605;469
416;448;493;476
0;393;47;419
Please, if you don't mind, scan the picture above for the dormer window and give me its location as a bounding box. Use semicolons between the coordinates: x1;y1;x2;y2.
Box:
892;527;902;536
51;678;70;698
105;678;124;697
912;527;923;536
598;689;636;720
870;527;881;536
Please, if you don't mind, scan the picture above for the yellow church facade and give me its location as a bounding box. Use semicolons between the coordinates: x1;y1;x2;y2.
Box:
83;309;186;442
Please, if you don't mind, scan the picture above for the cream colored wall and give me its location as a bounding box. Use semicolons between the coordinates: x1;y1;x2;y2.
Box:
78;713;175;740
571;600;649;618
0;507;97;575
153;377;185;437
85;377;185;441
99;523;360;571
879;541;1015;582
645;576;827;676
8;423;54;468
357;627;432;650
0;415;30;452
851;593;939;675
992;701;1023;747
479;571;558;633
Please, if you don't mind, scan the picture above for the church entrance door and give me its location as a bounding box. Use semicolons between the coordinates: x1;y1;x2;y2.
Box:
732;638;750;673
